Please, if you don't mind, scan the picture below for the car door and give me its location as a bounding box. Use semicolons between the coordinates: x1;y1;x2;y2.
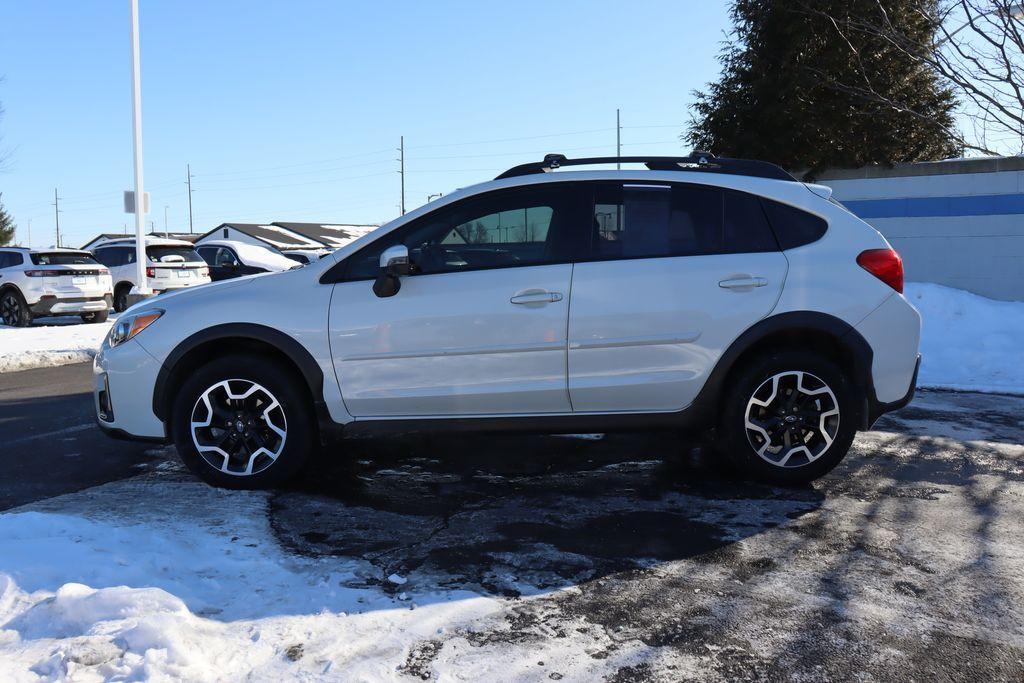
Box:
328;184;584;418
567;182;789;412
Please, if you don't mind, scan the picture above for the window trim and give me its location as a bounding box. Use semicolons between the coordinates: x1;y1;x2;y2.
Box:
321;184;588;284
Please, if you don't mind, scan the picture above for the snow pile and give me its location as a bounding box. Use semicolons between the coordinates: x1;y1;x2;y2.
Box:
906;282;1024;394
0;318;113;373
0;482;504;680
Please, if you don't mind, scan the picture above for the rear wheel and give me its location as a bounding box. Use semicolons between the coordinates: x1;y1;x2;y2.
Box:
0;290;31;327
719;350;857;485
113;284;130;313
171;355;315;489
81;309;110;324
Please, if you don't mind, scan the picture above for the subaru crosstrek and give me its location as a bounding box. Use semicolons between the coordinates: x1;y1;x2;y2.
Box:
0;248;113;325
94;154;921;487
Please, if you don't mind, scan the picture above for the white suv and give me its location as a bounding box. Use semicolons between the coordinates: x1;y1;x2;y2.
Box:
93;154;921;487
0;248;113;325
91;237;211;312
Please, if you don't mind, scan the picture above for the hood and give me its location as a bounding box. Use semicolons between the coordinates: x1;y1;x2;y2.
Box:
123;276;256;316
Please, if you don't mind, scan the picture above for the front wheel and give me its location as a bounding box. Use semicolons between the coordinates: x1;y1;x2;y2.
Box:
171;355;315;489
718;351;858;485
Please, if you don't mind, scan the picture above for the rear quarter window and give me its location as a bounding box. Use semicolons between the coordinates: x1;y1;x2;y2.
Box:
760;199;828;250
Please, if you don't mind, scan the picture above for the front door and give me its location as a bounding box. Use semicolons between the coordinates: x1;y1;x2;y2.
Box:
329;184;583;418
568;182;789;412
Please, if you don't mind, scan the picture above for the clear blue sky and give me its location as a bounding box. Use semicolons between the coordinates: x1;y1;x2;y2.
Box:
0;1;731;249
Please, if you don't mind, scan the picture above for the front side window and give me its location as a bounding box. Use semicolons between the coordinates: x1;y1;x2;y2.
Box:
589;183;778;259
215;248;239;267
343;186;578;280
30;252;99;266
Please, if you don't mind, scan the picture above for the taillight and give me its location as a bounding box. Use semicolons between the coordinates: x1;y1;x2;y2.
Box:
146;267;156;278
857;248;903;293
23;270;49;277
199;266;209;277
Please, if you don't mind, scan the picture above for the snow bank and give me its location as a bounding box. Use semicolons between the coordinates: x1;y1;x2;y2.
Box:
0;318;113;373
0;481;504;680
905;282;1024;394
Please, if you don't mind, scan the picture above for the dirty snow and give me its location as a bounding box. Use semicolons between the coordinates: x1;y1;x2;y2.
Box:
0;318;114;373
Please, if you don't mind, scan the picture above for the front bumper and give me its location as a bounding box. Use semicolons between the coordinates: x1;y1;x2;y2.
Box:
31;294;112;316
93;339;169;442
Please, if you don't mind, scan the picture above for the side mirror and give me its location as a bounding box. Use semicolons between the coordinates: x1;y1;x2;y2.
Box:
373;244;410;298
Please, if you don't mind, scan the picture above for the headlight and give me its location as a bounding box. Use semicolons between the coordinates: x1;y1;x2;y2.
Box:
106;310;164;348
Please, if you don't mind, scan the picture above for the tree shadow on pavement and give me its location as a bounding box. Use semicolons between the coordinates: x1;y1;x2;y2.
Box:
271;431;825;598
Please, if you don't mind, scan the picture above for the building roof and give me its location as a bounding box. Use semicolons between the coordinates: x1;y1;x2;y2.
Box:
203;223;323;250
271;222;378;249
816;155;1024;181
81;233;132;250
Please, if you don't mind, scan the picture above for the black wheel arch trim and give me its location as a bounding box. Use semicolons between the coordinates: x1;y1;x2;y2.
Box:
152;323;333;439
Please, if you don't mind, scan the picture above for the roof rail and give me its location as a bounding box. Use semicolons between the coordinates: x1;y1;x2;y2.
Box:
494;152;796;182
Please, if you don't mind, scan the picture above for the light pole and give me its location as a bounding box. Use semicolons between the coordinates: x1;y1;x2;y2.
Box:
129;0;149;296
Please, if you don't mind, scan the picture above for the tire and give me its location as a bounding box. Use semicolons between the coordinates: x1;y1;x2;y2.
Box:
0;289;32;327
171;355;315;489
718;350;858;485
81;309;110;324
113;285;130;313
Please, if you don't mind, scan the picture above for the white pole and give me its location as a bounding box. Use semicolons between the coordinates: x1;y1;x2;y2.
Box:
129;0;149;295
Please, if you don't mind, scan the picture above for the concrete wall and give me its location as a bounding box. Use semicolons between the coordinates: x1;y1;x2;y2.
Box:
818;158;1024;301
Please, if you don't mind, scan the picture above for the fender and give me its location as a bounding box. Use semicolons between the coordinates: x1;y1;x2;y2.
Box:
686;310;876;428
152;323;327;424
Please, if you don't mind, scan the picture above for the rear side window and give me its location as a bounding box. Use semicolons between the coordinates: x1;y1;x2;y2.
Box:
0;252;21;268
30;252;99;266
760;199;828;249
590;183;778;259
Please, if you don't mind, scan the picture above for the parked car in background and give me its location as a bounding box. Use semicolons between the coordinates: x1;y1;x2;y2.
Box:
91;237;211;312
0;247;113;326
94;153;921;489
281;248;332;265
195;240;299;281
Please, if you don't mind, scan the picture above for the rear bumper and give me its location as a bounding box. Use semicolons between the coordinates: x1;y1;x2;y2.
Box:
867;354;920;427
30;294;112;316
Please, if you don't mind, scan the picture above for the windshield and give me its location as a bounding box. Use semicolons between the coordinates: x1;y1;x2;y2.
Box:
30;252;99;266
147;246;203;263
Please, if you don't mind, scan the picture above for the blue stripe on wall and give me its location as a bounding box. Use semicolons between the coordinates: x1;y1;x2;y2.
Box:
842;193;1024;219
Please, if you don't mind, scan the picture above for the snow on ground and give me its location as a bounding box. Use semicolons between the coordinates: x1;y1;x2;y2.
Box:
905;282;1024;394
0;475;509;681
0;317;114;373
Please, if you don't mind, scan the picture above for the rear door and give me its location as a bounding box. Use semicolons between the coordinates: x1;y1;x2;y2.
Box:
567;182;788;412
329;184;584;417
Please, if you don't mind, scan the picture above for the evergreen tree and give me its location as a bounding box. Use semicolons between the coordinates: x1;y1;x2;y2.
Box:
0;194;14;246
687;0;960;178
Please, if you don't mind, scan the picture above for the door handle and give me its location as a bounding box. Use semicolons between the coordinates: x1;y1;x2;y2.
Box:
510;290;563;305
719;276;768;289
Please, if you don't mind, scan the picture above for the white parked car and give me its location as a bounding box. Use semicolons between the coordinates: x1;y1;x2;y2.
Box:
91;237;211;312
94;153;921;488
0;247;113;325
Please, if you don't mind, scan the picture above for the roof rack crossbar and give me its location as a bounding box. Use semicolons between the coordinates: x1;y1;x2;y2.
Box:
495;152;796;182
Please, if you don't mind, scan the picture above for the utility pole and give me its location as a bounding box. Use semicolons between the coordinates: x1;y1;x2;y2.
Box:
397;136;405;215
185;164;194;233
616;108;621;169
129;0;149;295
27;219;32;249
164;205;169;237
52;188;62;248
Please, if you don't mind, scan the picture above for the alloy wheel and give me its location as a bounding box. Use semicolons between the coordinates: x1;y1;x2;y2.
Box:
744;370;840;468
1;294;21;326
190;379;288;476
